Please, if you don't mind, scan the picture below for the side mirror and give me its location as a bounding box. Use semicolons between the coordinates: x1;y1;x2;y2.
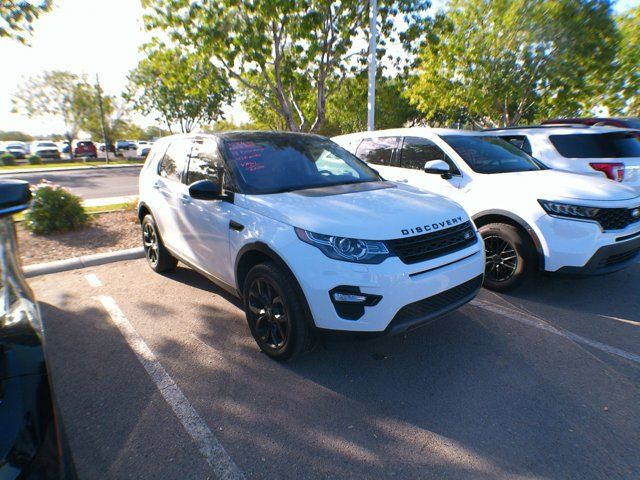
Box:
188;178;224;200
424;160;452;179
0;180;31;218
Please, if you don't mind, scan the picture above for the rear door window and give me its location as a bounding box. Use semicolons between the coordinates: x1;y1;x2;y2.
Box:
549;132;640;158
355;137;400;166
159;139;193;181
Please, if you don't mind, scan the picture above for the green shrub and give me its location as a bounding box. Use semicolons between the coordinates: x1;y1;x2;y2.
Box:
1;153;16;166
25;183;89;235
27;154;42;165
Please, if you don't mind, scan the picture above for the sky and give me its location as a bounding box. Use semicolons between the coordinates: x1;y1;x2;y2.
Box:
1;0;639;137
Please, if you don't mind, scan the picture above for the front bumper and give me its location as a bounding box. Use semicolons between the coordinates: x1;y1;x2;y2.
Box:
535;212;640;273
289;238;485;333
555;233;640;275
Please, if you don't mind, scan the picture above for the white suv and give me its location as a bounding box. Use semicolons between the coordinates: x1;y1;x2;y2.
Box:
333;128;640;291
487;125;640;189
138;132;484;360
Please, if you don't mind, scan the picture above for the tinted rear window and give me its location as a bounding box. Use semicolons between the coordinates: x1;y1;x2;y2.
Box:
549;132;640;158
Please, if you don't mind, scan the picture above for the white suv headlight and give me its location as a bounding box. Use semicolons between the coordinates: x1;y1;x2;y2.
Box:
295;228;393;264
538;200;600;219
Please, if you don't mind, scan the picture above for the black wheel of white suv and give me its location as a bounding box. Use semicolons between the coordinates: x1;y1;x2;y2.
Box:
141;214;178;273
243;262;314;361
479;223;536;292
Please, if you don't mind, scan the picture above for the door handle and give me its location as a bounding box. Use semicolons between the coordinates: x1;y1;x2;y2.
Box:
152;181;161;189
179;194;191;204
398;179;408;183
229;220;244;232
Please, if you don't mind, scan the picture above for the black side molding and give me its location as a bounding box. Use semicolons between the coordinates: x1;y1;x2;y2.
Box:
229;220;244;232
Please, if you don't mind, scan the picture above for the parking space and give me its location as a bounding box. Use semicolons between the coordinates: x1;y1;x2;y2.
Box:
31;259;640;479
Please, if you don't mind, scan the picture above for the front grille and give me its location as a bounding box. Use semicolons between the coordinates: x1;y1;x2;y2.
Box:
388;274;483;333
387;221;477;264
595;207;640;231
601;248;640;267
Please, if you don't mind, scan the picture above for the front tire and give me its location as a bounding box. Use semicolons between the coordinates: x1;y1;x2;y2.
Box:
479;223;537;292
243;262;314;361
141;214;177;273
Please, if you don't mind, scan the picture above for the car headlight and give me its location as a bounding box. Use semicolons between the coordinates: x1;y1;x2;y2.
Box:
295;228;392;264
538;200;600;219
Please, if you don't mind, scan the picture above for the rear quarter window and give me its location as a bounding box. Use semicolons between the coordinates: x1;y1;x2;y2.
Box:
549;133;640;158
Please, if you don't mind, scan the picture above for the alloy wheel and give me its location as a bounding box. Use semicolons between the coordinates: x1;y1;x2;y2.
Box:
143;222;159;266
247;278;289;350
484;235;518;282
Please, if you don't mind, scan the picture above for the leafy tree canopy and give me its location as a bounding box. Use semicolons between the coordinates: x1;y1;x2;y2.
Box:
407;0;619;128
0;0;52;44
141;0;430;132
125;45;234;133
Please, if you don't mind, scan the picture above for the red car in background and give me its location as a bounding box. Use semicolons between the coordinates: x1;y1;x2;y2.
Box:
74;141;97;159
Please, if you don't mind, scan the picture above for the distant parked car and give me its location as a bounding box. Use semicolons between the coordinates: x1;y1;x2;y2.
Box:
486;125;640;189
60;141;71;154
74;140;97;159
116;140;136;151
31;140;61;160
98;142;116;153
4;142;27;159
136;140;152;157
542;117;640;130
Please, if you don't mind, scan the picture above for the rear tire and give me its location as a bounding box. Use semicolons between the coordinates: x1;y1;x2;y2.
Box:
141;214;177;273
243;262;315;361
479;223;537;292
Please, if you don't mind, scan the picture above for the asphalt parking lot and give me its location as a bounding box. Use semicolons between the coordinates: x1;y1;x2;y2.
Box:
31;259;640;480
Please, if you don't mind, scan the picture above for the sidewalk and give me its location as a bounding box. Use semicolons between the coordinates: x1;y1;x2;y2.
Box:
83;195;137;207
0;163;143;175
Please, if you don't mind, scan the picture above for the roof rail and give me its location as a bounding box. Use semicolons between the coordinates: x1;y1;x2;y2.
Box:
482;124;589;131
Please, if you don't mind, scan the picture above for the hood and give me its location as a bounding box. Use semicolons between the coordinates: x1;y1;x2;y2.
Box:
236;182;469;240
478;170;639;202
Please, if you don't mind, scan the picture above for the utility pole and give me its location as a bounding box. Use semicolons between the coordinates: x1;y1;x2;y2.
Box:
95;73;110;164
367;0;377;132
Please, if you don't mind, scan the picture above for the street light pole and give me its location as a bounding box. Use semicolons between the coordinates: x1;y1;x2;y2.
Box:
367;0;377;132
95;73;110;164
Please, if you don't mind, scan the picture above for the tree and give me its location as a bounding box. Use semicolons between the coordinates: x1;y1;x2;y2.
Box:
606;6;640;115
12;71;93;158
407;0;619;128
0;131;34;142
142;0;430;132
125;46;234;133
1;0;52;44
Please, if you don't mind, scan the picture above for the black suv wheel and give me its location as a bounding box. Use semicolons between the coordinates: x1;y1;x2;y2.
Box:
141;214;178;273
243;262;314;361
479;223;537;292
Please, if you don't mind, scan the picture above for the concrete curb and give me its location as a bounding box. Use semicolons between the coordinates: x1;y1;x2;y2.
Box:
0;164;143;176
24;247;144;278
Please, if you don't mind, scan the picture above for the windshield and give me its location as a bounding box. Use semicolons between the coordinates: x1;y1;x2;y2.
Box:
221;135;382;194
623;119;640;129
549;132;640;158
37;142;56;147
442;135;545;174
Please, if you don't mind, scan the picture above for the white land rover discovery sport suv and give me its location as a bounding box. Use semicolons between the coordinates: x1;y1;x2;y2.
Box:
138;132;484;360
333;128;640;291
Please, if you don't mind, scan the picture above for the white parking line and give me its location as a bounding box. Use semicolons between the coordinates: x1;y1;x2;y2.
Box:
84;273;103;288
95;295;245;480
470;299;640;365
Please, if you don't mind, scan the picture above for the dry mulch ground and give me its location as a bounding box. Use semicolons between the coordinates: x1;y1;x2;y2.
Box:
18;210;141;266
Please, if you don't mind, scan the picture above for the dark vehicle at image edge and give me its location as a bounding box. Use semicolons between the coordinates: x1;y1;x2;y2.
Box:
0;180;76;479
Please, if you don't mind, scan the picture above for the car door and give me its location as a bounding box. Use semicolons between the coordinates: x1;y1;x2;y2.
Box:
392;136;464;198
154;138;193;253
178;137;238;285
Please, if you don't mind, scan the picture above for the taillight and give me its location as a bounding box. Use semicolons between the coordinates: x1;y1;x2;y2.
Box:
589;162;625;182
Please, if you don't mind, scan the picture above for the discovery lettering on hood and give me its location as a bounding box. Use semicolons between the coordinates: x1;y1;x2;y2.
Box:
401;216;465;236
